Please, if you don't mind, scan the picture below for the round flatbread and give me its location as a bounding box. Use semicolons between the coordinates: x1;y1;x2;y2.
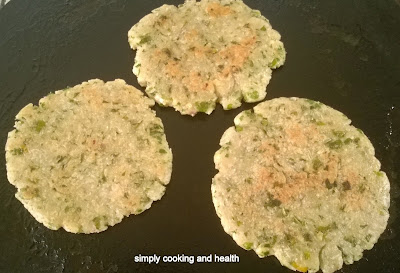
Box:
212;97;390;273
5;79;173;234
128;0;286;115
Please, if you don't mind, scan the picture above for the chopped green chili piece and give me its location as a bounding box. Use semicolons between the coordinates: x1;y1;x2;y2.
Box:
260;26;267;31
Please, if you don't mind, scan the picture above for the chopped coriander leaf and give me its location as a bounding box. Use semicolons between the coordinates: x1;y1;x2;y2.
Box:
260;26;267;31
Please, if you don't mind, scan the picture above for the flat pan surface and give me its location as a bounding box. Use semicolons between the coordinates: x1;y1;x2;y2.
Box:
0;0;399;272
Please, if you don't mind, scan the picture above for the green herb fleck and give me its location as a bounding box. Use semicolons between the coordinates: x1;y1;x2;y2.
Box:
265;193;282;208
149;123;164;142
305;99;322;109
374;171;384;177
35;120;46;132
243;242;253;250
245;178;253;184
162;48;172;57
316;222;337;234
235;126;243;132
261;119;269;126
344;236;357;247
344;138;352;144
342;181;351;191
268;58;279;68
226;104;233;110
332;130;346;138
195;101;211;113
324;179;337;189
159;149;167;154
246;90;259;100
303;233;312;242
260;26;267;31
93;217;101;229
138;35;151;45
312;158;323;171
325;139;343;149
11;147;25;155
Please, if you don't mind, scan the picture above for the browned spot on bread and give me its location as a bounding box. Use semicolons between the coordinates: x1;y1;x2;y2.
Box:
206;3;233;17
165;60;181;77
184;29;199;41
219;36;256;76
182;71;214;92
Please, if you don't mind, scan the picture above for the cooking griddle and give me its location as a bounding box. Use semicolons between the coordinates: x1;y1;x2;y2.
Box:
0;0;399;272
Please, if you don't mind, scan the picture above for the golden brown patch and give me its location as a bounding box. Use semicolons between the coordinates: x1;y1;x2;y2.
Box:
81;88;104;109
182;71;214;93
218;36;256;77
206;3;233;17
184;29;199;41
255;147;341;203
165;60;181;78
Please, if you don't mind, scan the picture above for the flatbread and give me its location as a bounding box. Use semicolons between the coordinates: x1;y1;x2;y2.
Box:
5;79;173;234
128;0;286;115
212;97;390;273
